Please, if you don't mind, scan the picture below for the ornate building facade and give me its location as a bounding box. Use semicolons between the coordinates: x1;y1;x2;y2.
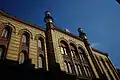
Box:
0;10;119;80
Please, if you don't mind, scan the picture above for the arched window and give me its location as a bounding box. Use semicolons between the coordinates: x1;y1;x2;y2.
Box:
60;40;69;55
78;48;86;63
75;64;79;75
1;26;12;40
19;50;28;64
19;52;25;64
70;43;77;58
68;62;72;73
22;34;27;43
38;37;44;50
0;48;3;60
60;47;67;55
78;47;92;76
64;61;68;73
38;55;43;68
21;32;30;46
2;28;8;38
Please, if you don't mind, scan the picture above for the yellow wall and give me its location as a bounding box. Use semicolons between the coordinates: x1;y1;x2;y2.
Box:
93;50;120;80
0;14;48;69
51;29;99;78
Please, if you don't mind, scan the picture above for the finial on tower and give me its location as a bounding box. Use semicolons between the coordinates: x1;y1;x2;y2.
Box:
44;11;53;23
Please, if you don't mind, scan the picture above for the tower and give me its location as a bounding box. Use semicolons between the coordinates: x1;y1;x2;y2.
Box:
78;28;103;79
44;11;59;71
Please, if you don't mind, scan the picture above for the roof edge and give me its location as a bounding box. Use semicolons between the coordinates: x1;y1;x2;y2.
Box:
54;26;84;42
0;9;45;31
92;47;108;56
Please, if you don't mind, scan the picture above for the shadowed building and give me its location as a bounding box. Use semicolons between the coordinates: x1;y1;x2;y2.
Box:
0;10;119;80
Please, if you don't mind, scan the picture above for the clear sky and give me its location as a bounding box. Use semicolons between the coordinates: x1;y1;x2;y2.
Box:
0;0;120;68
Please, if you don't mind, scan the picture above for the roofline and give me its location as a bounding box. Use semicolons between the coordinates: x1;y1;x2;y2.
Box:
0;9;45;31
92;48;108;56
54;26;109;56
0;10;109;57
0;10;83;42
54;26;84;42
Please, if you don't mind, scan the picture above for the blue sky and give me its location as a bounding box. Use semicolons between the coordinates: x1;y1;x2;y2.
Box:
0;0;120;68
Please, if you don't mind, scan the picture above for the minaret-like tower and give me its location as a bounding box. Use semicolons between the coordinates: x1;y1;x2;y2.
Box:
78;28;102;79
44;11;58;71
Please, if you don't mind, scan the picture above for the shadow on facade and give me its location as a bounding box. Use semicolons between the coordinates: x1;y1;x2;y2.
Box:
0;59;76;80
0;59;108;80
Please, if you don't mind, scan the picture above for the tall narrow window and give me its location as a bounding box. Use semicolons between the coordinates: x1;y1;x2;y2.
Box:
70;43;77;58
38;39;42;48
75;64;79;75
38;56;43;68
64;62;68;73
71;50;74;57
60;47;68;55
68;62;72;73
2;28;9;39
84;66;88;76
101;58;114;80
60;40;69;56
86;66;91;76
22;34;27;43
78;65;82;75
71;50;76;57
61;47;64;54
19;52;25;64
106;59;119;80
38;37;44;50
0;48;3;60
64;47;68;55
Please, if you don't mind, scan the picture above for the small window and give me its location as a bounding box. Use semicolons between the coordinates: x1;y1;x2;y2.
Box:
64;62;68;73
38;56;43;68
68;62;72;73
2;28;9;39
19;52;25;64
22;34;27;43
0;48;3;60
